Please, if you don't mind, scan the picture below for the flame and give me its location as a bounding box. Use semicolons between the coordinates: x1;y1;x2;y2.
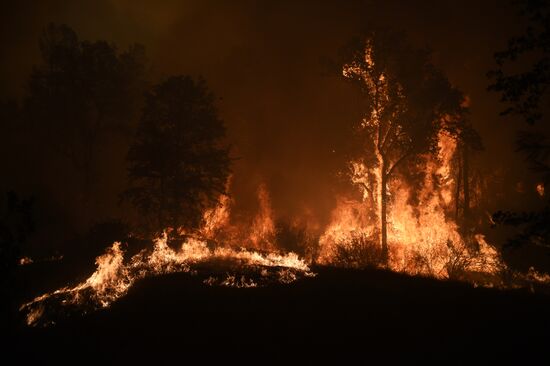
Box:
199;182;277;250
18;127;549;326
318;131;505;279
536;183;545;197
19;256;33;265
331;37;500;278
20;180;321;327
21;214;312;326
318;197;376;263
200;193;231;239
248;183;276;250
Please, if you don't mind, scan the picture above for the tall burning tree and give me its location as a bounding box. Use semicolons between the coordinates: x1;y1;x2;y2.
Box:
339;30;464;264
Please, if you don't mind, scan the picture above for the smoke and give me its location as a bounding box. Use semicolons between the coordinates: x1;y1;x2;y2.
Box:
1;0;546;236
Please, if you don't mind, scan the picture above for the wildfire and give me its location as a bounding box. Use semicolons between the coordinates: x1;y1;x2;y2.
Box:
248;183;276;250
20;184;313;327
318;131;505;280
20;233;314;327
19;134;550;327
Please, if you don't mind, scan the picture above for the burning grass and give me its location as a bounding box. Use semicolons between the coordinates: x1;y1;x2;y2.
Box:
20;234;315;327
18;140;550;327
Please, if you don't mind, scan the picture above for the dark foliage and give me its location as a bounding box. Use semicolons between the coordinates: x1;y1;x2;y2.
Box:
488;0;550;125
124;76;231;236
0;192;34;328
64;219;131;267
24;23;147;183
516;130;550;182
274;220;319;261
493;207;550;248
489;0;550;248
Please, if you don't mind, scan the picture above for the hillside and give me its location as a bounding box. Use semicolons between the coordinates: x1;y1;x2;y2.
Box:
11;266;550;362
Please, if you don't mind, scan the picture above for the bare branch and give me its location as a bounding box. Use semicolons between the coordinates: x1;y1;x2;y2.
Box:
386;148;413;178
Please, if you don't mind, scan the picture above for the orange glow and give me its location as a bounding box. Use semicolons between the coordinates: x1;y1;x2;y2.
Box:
19;257;33;265
248;183;276;250
20;184;313;327
318;131;504;279
20;232;313;326
536;183;545;197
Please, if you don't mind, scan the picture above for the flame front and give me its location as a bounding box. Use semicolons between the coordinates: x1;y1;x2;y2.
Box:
20;132;550;327
20;187;313;327
318;132;504;280
20;234;313;326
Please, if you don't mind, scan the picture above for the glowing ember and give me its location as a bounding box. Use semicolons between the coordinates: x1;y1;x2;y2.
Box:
536;183;545;197
19;257;33;265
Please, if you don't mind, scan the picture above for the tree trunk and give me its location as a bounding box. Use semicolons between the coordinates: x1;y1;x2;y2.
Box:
462;146;470;220
380;164;389;264
455;148;462;220
159;175;165;233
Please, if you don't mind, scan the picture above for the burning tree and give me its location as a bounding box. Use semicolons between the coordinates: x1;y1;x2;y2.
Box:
339;30;464;263
124;76;231;236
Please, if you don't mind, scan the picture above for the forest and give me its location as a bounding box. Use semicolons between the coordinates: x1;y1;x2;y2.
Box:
2;0;550;361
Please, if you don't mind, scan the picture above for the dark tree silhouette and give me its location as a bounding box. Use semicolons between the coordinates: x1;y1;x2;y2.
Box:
340;30;464;263
124;76;231;236
0;192;34;329
488;0;550;125
24;23;147;188
488;0;550;180
444;104;484;224
488;0;550;248
274;220;319;261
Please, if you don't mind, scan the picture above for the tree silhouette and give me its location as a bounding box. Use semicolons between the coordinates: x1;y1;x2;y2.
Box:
340;30;464;262
488;0;550;125
446;103;484;224
24;23;147;188
124;76;231;236
488;0;550;248
0;192;34;329
488;0;550;180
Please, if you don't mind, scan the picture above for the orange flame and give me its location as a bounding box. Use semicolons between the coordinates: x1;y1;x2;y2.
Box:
318;131;504;279
248;183;276;250
21;194;312;327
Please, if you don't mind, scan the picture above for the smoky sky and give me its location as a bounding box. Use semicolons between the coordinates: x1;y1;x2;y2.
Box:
1;0;542;229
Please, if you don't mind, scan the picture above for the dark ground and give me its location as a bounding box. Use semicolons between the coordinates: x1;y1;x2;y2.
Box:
7;266;550;363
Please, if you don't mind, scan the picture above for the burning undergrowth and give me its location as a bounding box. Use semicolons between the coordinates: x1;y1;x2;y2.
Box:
317;132;503;279
18;108;550;328
19;168;550;327
20;234;315;327
19;153;550;327
19;133;550;327
19;186;317;327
